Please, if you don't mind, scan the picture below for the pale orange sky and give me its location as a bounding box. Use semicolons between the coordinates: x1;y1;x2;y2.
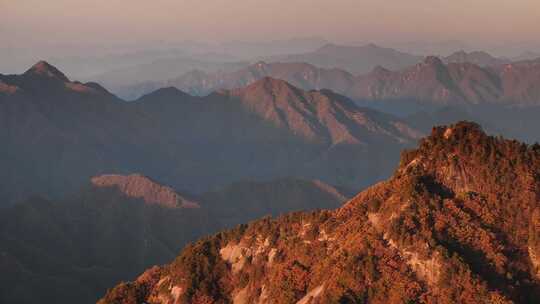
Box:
2;0;539;47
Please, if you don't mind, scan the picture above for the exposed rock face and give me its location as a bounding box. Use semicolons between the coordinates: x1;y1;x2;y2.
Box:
91;174;200;208
100;122;540;304
529;208;540;279
296;285;325;304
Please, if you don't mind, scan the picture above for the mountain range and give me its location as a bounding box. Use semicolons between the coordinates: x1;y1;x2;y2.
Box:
99;122;540;304
5;58;540;304
119;54;540;109
113;61;356;100
442;50;510;66
513;51;540;62
107;43;423;99
88;57;248;92
353;56;540;106
262;43;423;75
261;45;512;74
78;39;335;97
0;61;420;206
0;174;349;304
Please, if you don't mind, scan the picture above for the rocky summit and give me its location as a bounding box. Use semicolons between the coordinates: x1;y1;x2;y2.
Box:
100;122;540;304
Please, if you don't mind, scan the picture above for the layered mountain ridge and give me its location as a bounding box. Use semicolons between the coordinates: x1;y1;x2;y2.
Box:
262;43;422;75
91;174;200;209
122;56;540;106
0;62;419;206
100;122;540;304
219;77;421;145
0;174;350;304
443;50;510;66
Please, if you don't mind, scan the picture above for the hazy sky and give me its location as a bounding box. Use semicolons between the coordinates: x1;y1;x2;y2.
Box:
2;0;540;48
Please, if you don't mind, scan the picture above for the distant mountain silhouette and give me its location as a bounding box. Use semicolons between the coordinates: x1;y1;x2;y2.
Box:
89;56;248;95
351;56;540;106
443;50;510;66
512;51;540;62
115;61;356;99
121;56;540;107
0;62;420;206
262;43;422;74
24;60;71;81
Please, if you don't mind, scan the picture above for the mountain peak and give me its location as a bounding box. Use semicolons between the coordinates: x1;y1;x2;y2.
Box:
444;50;507;66
431;120;483;140
246;76;296;92
399;121;484;167
470;50;492;57
364;42;381;49
228;77;301;103
423;55;444;66
24;61;69;82
317;43;339;51
225;77;419;145
91;174;200;209
99;123;540;303
397;120;525;183
138;86;190;102
371;65;391;75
